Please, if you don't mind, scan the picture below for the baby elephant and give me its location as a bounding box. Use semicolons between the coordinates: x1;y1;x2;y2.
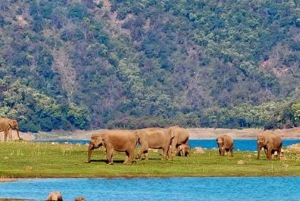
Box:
46;191;63;201
176;144;191;156
216;134;234;157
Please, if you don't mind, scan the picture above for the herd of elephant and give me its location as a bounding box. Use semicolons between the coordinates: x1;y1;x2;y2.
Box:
87;126;190;165
87;126;283;165
0;117;283;164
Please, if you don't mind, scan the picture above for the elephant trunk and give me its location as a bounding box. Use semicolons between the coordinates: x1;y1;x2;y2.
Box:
16;128;22;140
257;144;261;159
87;143;94;163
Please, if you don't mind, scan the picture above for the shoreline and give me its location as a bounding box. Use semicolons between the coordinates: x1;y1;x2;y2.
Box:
5;127;300;141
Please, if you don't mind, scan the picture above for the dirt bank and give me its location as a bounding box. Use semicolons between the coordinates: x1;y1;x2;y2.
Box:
7;127;300;141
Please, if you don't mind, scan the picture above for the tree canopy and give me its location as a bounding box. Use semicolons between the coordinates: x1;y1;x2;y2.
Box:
1;0;300;131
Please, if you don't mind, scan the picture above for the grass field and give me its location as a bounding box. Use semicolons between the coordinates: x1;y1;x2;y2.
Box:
1;141;300;179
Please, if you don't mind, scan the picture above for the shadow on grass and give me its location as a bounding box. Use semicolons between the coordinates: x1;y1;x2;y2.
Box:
89;159;126;164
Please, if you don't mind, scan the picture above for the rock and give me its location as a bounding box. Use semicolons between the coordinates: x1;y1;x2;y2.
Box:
237;160;244;165
193;147;205;154
46;191;63;201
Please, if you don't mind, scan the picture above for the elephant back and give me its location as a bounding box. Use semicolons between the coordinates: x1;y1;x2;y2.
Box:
168;126;189;143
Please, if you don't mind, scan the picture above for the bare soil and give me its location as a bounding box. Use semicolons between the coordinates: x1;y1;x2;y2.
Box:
6;127;300;141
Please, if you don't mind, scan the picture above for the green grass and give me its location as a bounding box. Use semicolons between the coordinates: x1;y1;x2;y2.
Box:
1;141;300;178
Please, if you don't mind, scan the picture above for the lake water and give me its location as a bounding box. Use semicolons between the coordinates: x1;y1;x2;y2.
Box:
37;138;300;151
1;177;300;201
2;139;299;200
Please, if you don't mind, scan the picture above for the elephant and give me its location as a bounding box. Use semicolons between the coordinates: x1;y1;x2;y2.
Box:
216;134;234;157
46;191;63;201
87;130;139;165
0;118;22;141
176;144;191;157
134;127;175;160
257;131;282;160
168;126;189;159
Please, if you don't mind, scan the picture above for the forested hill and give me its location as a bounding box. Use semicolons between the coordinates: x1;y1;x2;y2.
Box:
1;0;300;132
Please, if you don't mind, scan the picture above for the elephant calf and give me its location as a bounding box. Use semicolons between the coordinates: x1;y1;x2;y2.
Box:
87;130;139;165
168;126;189;159
176;144;191;157
216;134;234;157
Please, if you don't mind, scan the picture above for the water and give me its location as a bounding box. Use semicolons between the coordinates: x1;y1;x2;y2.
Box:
6;139;298;200
0;177;300;201
37;138;300;151
189;139;300;151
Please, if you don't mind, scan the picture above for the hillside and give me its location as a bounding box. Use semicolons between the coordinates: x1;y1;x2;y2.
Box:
1;0;300;132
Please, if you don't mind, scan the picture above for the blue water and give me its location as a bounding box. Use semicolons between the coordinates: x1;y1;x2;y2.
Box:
37;138;300;151
1;177;300;201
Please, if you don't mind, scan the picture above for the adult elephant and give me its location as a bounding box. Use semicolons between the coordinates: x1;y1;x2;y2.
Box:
168;126;189;159
176;144;191;157
135;127;175;160
216;134;234;157
257;131;282;160
87;130;139;165
0;118;22;141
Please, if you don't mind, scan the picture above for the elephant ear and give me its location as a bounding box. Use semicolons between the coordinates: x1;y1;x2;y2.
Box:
96;137;105;145
169;128;175;139
9;120;18;128
217;137;223;144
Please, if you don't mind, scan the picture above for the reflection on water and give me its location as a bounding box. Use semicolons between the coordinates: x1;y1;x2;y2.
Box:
1;177;300;201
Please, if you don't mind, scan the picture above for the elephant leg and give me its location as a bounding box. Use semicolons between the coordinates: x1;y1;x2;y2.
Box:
221;147;225;156
162;146;169;160
264;148;268;156
106;149;114;165
230;148;233;157
8;129;12;140
124;152;129;164
277;147;282;159
4;130;9;141
138;144;148;160
266;148;272;160
126;149;135;164
144;151;149;160
257;146;261;159
167;145;173;160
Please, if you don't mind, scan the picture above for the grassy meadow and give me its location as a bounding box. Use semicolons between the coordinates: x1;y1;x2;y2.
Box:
1;141;300;179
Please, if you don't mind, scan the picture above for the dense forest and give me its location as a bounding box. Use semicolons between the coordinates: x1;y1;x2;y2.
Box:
1;0;300;132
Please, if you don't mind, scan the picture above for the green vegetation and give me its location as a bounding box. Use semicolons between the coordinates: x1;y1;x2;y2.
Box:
1;1;300;132
0;141;300;178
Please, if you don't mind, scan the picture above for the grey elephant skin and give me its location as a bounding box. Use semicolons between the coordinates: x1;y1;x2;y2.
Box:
176;144;191;156
257;131;282;160
135;127;175;160
168;126;189;159
0;118;22;141
87;130;139;165
216;134;234;157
